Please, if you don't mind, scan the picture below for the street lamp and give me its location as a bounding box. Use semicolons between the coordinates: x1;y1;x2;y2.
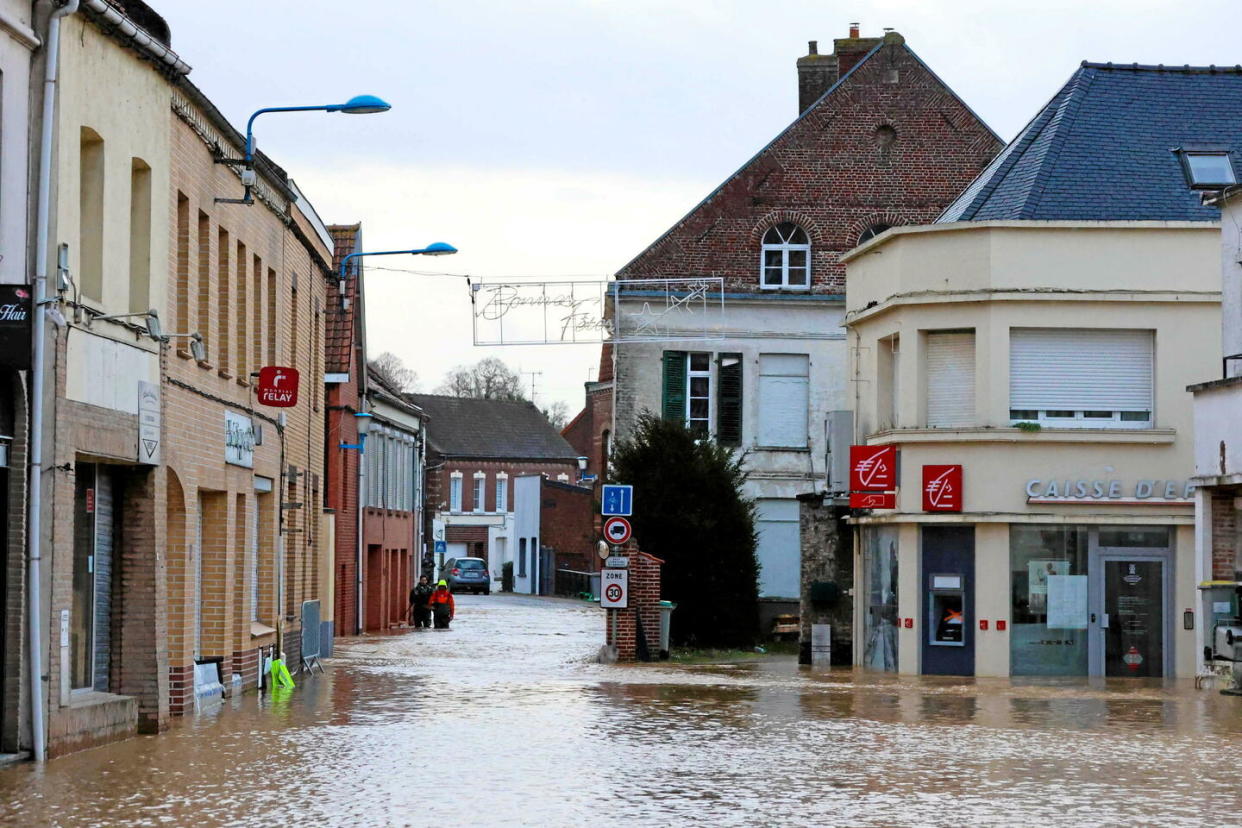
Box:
218;94;393;204
337;243;458;309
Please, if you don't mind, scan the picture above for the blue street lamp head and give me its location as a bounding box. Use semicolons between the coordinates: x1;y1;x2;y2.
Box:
421;242;457;256
332;95;392;115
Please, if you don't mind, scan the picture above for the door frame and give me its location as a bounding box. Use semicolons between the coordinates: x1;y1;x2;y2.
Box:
1087;538;1174;678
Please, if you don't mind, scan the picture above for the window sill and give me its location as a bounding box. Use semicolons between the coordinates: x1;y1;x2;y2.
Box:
250;622;277;639
176;348;194;360
866;427;1176;445
754;445;811;452
217;368;233;380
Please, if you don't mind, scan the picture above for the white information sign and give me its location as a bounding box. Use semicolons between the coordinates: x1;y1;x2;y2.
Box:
225;410;256;468
601;568;628;609
1047;574;1088;629
137;380;160;465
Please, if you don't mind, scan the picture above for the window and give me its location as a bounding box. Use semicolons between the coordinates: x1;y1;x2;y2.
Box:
128;159;152;313
449;473;462;512
495;475;508;512
758;354;809;448
857;224;891;245
1009;329;1153;429
760;222;810;289
175;193;190;333
235;240;247;378
197;211;211;355
473;473;485;513
878;335;900;430
1178;150;1236;189
687;352;711;435
926;331;975;428
1010;526;1089;676
217;228;230;372
79;128;105;303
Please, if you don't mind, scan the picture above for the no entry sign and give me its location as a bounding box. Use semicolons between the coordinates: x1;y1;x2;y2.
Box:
603;516;632;545
257;366;300;407
601;568;628;609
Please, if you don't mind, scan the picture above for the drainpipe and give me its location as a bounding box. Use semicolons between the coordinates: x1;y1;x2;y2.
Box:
355;413;366;635
29;0;80;763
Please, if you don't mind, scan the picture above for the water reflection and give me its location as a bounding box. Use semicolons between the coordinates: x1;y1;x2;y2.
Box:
1;594;1241;826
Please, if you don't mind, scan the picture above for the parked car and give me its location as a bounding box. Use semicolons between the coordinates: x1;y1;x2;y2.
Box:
443;557;490;594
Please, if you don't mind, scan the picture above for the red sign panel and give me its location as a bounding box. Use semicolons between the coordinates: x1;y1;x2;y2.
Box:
257;366;299;408
603;516;632;545
922;465;963;512
850;445;897;491
849;491;896;509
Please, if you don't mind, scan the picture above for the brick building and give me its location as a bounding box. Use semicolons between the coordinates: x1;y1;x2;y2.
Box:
562;343;613;536
512;475;595;594
607;27;1001;636
14;1;334;756
408;394;581;587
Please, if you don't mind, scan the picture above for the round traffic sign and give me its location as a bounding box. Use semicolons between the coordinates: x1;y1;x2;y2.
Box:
605;584;623;602
603;516;632;545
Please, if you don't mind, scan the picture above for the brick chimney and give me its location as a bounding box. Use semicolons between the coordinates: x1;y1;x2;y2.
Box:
833;23;882;79
796;39;838;114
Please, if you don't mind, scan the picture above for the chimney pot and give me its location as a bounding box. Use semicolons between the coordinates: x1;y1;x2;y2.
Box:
849;23;860;38
808;40;817;55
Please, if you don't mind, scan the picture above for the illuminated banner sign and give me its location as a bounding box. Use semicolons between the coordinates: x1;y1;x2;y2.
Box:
470;277;725;346
850;491;896;509
923;465;962;512
850;445;897;492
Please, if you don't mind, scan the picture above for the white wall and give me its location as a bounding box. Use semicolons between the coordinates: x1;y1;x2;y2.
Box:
0;1;36;285
511;475;541;594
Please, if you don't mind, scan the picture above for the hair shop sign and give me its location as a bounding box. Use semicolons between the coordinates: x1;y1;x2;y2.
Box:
1025;478;1194;505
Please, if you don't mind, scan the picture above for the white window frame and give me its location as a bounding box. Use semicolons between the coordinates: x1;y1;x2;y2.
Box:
687;352;712;436
759;223;811;290
495;473;508;512
472;472;486;513
449;472;463;513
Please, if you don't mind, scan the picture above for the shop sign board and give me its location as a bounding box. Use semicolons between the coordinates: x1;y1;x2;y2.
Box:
850;445;896;492
1024;477;1194;504
849;491;896;509
922;465;962;512
225;411;256;468
257;366;299;407
601;568;628;609
0;285;32;369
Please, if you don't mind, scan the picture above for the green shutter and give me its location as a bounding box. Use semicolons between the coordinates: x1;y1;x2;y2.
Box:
662;351;687;422
717;353;743;446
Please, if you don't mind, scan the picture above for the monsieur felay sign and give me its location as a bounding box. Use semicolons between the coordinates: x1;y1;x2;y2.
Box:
470;277;725;346
0;285;32;369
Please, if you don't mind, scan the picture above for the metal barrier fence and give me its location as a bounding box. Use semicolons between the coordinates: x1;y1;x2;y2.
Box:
555;568;600;600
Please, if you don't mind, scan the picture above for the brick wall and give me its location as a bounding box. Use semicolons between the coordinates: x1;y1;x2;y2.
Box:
797;496;852;665
604;541;663;662
539;479;595;571
615;34;1001;295
1211;488;1240;580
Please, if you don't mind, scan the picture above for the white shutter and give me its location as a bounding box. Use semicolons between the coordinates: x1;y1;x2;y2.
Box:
926;332;975;427
758;354;810;448
756;499;800;598
1010;329;1152;411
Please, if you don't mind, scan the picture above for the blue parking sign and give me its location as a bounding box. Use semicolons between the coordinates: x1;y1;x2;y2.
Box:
434;540;447;556
601;484;633;516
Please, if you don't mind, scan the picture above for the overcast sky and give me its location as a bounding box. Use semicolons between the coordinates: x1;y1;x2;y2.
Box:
159;0;1241;412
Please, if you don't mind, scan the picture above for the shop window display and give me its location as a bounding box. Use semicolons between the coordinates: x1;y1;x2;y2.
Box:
1010;526;1090;676
864;526;899;671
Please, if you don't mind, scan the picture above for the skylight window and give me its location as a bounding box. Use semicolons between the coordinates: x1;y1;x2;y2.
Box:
1180;151;1236;189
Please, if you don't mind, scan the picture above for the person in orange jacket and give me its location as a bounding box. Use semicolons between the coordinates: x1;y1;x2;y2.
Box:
429;579;455;629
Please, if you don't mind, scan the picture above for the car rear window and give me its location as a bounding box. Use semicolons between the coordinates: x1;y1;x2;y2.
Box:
459;560;485;570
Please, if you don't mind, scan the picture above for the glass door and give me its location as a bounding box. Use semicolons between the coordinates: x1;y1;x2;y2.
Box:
1101;559;1165;677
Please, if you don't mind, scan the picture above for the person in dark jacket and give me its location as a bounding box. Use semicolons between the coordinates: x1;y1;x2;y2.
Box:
409;575;433;628
429;579;455;629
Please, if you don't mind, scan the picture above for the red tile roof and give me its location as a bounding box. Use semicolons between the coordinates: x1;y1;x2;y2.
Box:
326;224;360;375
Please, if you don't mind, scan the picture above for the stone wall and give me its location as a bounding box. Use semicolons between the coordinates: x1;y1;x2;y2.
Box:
797;494;852;665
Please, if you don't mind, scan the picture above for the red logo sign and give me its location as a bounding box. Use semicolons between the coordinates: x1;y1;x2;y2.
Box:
922;465;963;512
849;491;896;509
850;445;897;491
257;366;299;408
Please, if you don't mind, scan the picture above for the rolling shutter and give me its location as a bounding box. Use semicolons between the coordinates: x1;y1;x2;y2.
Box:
926;332;975;428
756;499;800;598
1010;329;1152;411
662;351;687;422
758;354;810;447
717;353;743;446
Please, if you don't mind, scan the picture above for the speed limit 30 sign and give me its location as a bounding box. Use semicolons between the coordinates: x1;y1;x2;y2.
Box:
603;516;632;545
601;568;628;609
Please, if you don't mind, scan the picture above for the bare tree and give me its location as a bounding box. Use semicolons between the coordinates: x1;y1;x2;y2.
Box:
436;357;526;400
542;400;570;430
369;351;419;392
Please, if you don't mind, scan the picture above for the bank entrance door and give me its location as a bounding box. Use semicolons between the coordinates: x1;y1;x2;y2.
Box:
1088;529;1172;678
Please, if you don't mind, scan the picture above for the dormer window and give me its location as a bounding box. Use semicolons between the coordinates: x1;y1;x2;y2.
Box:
760;223;810;289
1178;150;1236;189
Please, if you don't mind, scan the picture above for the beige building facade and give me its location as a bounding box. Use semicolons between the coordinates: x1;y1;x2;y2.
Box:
845;222;1219;679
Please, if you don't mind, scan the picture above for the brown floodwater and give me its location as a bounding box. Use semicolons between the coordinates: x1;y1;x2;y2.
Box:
3;593;1242;826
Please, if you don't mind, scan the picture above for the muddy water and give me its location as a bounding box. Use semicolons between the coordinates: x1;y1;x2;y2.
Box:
3;594;1242;826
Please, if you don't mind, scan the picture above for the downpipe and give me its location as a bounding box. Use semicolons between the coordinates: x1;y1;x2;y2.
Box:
29;0;80;763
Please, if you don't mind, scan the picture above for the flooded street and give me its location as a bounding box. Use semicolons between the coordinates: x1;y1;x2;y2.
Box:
3;594;1242;826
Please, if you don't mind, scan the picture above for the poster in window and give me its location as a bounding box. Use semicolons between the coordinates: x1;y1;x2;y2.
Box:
1046;574;1088;629
0;285;32;369
1027;559;1070;612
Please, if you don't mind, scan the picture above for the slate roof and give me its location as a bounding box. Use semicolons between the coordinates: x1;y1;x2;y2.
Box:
325;224;360;375
939;63;1242;223
407;394;579;461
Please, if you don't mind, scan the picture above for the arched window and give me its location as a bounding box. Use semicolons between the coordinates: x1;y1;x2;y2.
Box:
858;223;892;245
760;223;810;289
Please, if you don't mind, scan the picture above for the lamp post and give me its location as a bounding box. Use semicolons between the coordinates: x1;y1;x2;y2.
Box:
340;411;373;634
218;94;392;204
336;243;457;307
